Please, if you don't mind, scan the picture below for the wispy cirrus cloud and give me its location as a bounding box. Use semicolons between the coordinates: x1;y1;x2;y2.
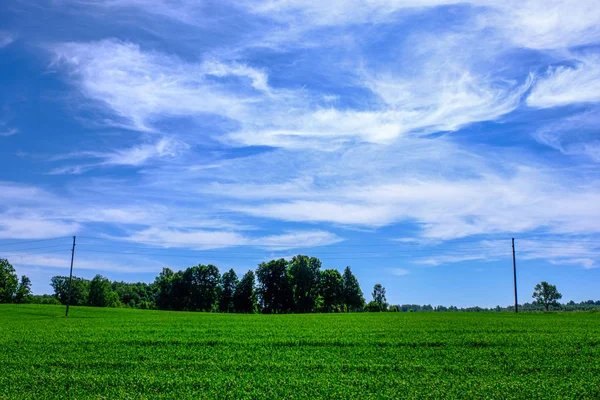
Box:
0;128;18;137
120;227;343;251
49;137;190;174
534;109;600;162
0;32;14;48
527;55;600;108
50;39;268;131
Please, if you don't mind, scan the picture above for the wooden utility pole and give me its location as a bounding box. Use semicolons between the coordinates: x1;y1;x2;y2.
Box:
65;236;76;317
512;238;518;313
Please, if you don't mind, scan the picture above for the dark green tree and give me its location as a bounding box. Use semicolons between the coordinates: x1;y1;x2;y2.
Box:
372;283;387;311
219;269;238;313
154;268;176;310
342;266;364;311
319;269;344;312
256;259;293;313
234;270;258;313
88;274;117;307
183;264;221;312
532;281;563;311
288;255;321;313
50;276;89;306
0;258;18;303
14;275;33;304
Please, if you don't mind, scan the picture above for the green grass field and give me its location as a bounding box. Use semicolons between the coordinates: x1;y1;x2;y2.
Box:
1;305;600;399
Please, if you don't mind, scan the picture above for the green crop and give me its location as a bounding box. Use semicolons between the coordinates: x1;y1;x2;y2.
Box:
1;305;599;399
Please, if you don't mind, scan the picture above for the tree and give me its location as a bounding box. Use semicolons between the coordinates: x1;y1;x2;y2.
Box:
50;276;89;306
256;259;293;314
372;283;387;311
342;266;364;311
234;270;258;313
154;268;177;310
88;274;113;307
532;281;563;311
14;275;33;304
219;269;238;313
0;258;18;303
183;264;221;312
319;269;344;312
364;300;383;312
288;255;321;313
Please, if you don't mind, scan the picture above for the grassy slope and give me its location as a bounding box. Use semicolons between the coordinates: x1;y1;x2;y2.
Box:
1;305;599;399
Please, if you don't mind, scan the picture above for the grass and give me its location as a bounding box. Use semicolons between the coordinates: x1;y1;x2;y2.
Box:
1;305;600;399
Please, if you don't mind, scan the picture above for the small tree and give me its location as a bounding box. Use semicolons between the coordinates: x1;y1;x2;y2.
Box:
372;283;388;311
15;276;33;304
532;281;562;311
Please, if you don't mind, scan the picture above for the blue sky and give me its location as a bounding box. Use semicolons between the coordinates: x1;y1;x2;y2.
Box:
1;0;599;307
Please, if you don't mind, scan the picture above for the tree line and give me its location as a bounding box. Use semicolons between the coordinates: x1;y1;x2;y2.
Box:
2;257;599;312
36;255;372;313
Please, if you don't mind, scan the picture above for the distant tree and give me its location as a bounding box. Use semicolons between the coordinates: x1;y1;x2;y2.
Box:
256;259;293;314
532;281;563;311
0;259;18;303
154;268;176;310
219;269;238;313
234;270;258;313
14;275;33;304
364;300;383;312
31;294;61;305
183;264;221;312
50;276;89;306
88;275;115;307
372;283;387;311
288;255;321;313
104;290;122;308
342;266;364;311
319;269;344;312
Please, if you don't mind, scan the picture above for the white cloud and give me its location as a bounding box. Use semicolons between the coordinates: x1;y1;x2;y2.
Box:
51;39;266;131
387;268;410;276
0;217;79;239
119;227;343;250
49;32;534;151
0;32;13;48
527;55;600;108
49;137;190;174
5;252;167;273
217;162;600;239
0;128;18;137
488;0;600;50
534;110;600;162
247;0;600;50
550;258;597;269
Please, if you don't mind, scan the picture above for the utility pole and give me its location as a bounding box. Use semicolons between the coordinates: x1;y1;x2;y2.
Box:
512;238;518;313
65;236;76;317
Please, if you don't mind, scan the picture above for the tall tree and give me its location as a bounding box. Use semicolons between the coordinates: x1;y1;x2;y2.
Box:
256;259;293;314
88;274;116;307
50;276;89;306
0;258;18;303
219;269;238;313
234;270;258;313
319;269;344;312
154;268;177;310
288;255;321;313
532;281;563;311
342;266;364;311
372;283;387;311
183;264;221;312
14;275;32;304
